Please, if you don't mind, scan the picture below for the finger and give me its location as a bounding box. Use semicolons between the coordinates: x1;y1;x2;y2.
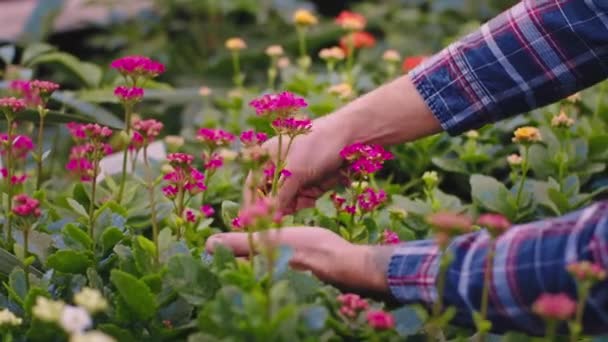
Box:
205;232;252;256
295;196;317;211
276;175;301;212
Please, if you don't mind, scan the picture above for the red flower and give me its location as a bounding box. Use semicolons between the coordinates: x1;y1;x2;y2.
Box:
402;56;428;73
366;310;395;330
532;293;576;321
335;11;366;31
339;32;376;53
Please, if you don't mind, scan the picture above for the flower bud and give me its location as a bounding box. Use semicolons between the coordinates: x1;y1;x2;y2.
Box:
507;153;522;166
389;207;408;220
464;130;479;139
198;86;212;97
225;37;247;51
422;171;439;188
512;126;542;144
277;57;291;69
350;181;368;189
117;130;131;147
551;111;575;128
265;45;284;58
218;148;238;162
293;9;318;27
382;49;401;63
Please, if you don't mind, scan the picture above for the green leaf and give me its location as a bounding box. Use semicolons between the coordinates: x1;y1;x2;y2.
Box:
300;305;327;331
0;248;43;278
133;236;156;275
392;305;426;337
72;183;90;209
62;224;93;250
101;227;124;253
28;52;102;87
548;188;570;214
470;174;515;218
212;244;236;270
2;108;116;127
98;323;137;342
9;268;28;301
166;254;220;306
220;200;240;228
53;91;125;128
21;43;56;66
110;270;157;321
141;273;163;293
0;45;16;64
47;250;92;274
20;0;65;43
66;198;88;218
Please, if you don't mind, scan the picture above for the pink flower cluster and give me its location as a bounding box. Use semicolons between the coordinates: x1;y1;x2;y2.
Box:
340;142;393;176
240;130;268;147
204;153;223;170
263;163;292;185
162;153;206;198
1;169;27;185
532;293;576;321
12;194;41;217
477;213;511;237
357;188;387;213
67;123;113;141
249;91;307;117
232;197;282;230
30;80;60;94
0;134;34;159
366;310;395;330
9;80;59;107
271;117;312;137
197;128;235;148
382;229;400;245
110;55;166;79
567;261;607;282
65;123;113;182
184;205;214;222
201;204;215;217
330;193;346;210
337;293;369;318
114;86;144;102
0;97;26;113
131;118;163;150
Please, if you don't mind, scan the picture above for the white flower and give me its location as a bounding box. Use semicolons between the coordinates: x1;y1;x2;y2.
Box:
70;331;116;342
265;45;284;58
74;287;108;314
0;308;22;326
382;49;401;63
33;297;65;322
59;306;92;334
464;130;479;139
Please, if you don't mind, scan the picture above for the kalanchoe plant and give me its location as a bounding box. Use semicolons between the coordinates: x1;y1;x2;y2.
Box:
566;261;606;341
532;293;577;341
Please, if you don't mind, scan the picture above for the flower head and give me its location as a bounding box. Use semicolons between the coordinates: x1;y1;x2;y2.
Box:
477;213;511;237
59;305;92;334
402;56;428;73
265;45;284;58
67;123;113;142
184;208;198;223
235;197;282;230
551;111;575;128
357;188;387;213
164;135;185;151
271;116;312;137
225;37;247;51
340;142;393;177
131;118;163;150
382;49;401;63
464;130;479;139
249;91;307;117
167;152;194;167
366;310;395;330
512;126;542;144
335;11;366;31
567;92;581;103
330;192;347;211
337;293;369;318
114;86;144;103
162;163;206;198
12;194;41;217
74;287;108;314
201;204;215;218
382;229;401;245
319;47;346;61
1;134;34;159
339;32;376;52
204;153;224;170
422;171;439;188
30;80;60;95
240;130;268;147
507;153;522;166
198;86;212;97
532;293;576;321
33;297;65;322
328;83;353;100
567;261;606;282
110;55;165;79
293;9;318;27
197;128;235;148
0;97;26;114
0;309;22;327
70;331;117;342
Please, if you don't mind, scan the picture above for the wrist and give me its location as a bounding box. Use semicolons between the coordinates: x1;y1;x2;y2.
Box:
338;244;393;294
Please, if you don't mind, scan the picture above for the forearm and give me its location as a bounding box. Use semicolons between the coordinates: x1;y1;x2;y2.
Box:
387;201;608;334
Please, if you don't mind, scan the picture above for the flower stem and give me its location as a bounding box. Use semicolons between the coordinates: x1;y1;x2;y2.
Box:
23;224;30;289
5;118;15;248
571;282;590;342
346;34;356;86
176;189;185;240
232;52;243;88
143;147;160;265
35;107;46;190
514;146;530;213
478;240;496;341
117;104;133;203
545;319;557;342
270;134;283;197
88;149;100;242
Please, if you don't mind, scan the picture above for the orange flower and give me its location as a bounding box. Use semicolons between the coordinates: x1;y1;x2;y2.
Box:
335;10;366;31
512;126;541;144
225;37;246;51
339;32;376;53
402;56;428;73
293;9;318;27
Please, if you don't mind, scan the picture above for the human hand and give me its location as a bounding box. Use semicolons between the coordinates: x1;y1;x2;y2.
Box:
205;227;394;294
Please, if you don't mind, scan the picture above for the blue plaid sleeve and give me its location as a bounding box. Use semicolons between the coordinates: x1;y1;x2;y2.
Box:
410;0;608;135
387;201;608;335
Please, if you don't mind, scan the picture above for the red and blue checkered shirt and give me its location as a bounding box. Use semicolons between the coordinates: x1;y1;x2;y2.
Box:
389;0;608;335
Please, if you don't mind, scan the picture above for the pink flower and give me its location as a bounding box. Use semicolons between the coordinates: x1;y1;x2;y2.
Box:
1;134;34;159
67;123;87;140
330;192;346;210
183;209;198;223
340;142;393;176
162;185;178;198
66;123;113;141
567;261;606;282
477;213;511;237
236;197;282;229
344;205;356;214
12;194;41;217
249;91;307;117
114;86;144;102
231;217;243;230
10;173;27;185
167;153;194;166
204;154;223;170
337;294;369;318
357;188;387;212
263;163;291;184
201;204;215;218
240;130;268;147
382;230;400;245
366;310;395;330
30;80;60;95
197;128;235;148
532;293;576;321
162;162;206;199
110;55;165;78
0;97;26;113
9;81;40;107
131;118;163;149
66;157;95;181
271;117;312;137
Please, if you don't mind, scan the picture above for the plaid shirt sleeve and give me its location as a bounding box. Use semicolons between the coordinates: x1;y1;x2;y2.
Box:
410;0;608;135
387;201;608;335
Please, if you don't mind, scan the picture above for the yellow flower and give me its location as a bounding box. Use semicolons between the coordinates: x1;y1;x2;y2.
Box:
225;37;247;51
0;309;22;327
293;9;318;27
319;47;345;61
566;92;581;103
328;83;353;100
382;49;401;63
265;45;284;58
33;297;65;322
74;287;108;314
512;126;541;144
507;153;522;166
464;130;479;139
551;111;575;128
